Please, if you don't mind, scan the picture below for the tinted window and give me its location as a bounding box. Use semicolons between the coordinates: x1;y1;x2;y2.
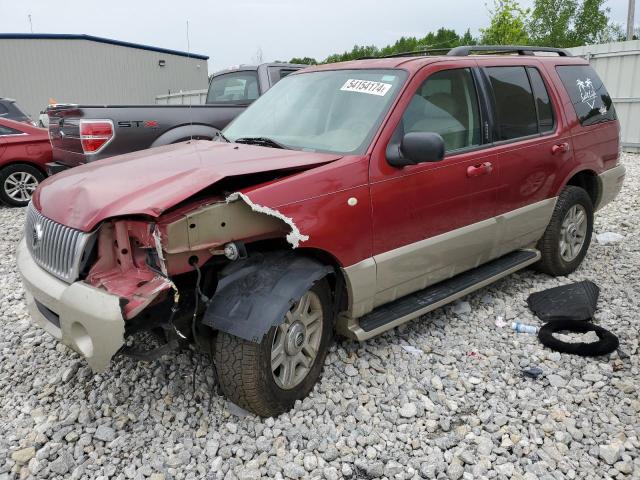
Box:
402;68;481;152
0;125;22;135
556;65;616;126
487;66;538;140
527;67;555;133
0;103;8;115
206;71;259;104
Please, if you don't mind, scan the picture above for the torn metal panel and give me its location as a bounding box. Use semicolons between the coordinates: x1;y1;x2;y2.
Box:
226;192;310;248
152;225;168;276
86;220;173;319
202;253;333;343
161;199;287;254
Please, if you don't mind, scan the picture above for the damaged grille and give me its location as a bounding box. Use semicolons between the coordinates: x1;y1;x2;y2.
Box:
25;203;96;283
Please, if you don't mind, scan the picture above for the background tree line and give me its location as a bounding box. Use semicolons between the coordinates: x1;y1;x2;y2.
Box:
289;0;629;65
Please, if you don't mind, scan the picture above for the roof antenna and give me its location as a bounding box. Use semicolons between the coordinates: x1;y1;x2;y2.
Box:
28;14;33;33
187;20;193;142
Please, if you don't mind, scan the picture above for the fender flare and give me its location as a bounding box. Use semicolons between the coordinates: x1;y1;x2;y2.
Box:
150;124;220;147
202;253;334;343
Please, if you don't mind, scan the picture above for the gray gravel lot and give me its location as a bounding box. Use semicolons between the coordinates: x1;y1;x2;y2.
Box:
1;154;639;480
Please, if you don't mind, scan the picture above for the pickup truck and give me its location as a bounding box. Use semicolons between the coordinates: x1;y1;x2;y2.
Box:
46;63;303;172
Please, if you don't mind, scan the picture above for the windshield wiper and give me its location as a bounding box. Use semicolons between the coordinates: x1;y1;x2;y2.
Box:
234;137;289;149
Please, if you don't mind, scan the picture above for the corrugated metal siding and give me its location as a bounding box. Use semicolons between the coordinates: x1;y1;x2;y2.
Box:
0;38;208;118
568;40;640;153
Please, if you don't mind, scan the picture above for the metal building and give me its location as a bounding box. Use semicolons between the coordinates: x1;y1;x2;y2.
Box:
568;40;640;153
0;33;209;119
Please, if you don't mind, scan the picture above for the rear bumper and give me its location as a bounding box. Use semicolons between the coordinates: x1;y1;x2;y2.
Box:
16;239;125;372
596;164;626;211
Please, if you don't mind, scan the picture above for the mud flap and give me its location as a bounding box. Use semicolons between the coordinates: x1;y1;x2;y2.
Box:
202;253;333;343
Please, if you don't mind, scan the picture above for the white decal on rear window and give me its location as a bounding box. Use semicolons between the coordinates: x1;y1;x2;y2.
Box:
576;78;597;109
341;79;392;96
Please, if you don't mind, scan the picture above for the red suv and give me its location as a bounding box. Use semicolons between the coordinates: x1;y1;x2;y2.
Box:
17;46;625;416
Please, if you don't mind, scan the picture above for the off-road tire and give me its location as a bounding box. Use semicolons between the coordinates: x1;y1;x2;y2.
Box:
213;280;333;417
0;164;44;207
534;186;593;276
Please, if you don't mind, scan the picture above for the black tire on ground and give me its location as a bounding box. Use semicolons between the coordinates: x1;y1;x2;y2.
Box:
534;186;594;277
538;318;619;356
213;279;333;417
0;164;45;207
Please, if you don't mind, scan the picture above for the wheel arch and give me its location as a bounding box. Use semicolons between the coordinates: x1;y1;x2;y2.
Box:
201;250;336;343
150;124;220;147
0;160;48;177
241;238;351;319
563;169;599;207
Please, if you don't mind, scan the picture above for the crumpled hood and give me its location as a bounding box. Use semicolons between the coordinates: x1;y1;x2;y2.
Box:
34;140;341;231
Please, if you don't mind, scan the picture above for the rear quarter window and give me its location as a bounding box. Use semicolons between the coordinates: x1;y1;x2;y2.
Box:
556;65;616;126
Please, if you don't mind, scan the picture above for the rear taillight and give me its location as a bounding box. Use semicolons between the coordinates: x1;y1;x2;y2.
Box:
79;120;114;154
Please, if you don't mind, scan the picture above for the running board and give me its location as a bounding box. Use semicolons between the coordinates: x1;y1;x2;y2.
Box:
350;249;540;340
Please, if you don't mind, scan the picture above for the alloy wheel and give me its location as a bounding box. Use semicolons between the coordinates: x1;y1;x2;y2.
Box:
559;204;588;262
4;171;39;203
271;291;323;390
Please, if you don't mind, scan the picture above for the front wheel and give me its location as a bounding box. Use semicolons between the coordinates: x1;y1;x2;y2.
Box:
0;164;45;207
534;186;594;276
213;280;333;417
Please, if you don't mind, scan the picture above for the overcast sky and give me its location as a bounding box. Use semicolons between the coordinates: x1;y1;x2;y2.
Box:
0;0;634;72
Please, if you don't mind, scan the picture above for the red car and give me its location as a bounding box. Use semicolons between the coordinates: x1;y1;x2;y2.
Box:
18;46;625;416
0;118;50;206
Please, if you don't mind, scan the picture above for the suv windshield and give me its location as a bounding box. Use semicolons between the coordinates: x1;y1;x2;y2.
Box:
224;69;407;154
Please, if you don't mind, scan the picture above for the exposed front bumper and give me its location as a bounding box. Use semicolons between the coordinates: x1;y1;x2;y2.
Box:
596;164;626;211
17;239;125;372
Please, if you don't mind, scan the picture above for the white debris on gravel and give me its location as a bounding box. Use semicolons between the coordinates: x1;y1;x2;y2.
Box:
1;154;639;479
596;231;625;245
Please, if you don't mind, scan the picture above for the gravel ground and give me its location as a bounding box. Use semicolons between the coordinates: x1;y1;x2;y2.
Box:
1;154;639;480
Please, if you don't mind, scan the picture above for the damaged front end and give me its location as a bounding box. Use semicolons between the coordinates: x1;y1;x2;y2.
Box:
19;190;315;371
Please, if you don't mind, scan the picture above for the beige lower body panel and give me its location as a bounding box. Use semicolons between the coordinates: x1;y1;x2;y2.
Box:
16;239;125;372
343;249;541;341
596;164;626;211
339;197;557;339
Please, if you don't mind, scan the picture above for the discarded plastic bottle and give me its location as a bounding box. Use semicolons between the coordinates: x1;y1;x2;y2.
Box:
511;322;539;334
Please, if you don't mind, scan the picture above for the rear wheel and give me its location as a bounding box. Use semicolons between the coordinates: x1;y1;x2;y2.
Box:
0;164;44;207
213;280;333;417
534;186;593;276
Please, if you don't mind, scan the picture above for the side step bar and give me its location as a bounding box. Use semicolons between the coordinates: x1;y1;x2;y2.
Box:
350;249;540;340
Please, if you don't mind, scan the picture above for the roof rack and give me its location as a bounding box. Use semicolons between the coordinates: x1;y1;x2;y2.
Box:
358;48;452;60
447;45;571;57
357;45;571;61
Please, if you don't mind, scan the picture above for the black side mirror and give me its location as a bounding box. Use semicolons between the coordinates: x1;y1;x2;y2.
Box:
386;132;445;168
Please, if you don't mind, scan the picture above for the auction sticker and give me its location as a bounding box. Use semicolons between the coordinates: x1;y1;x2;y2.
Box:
341;79;392;96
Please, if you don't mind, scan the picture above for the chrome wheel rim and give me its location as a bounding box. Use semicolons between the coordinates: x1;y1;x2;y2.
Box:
560;204;588;262
271;291;323;390
4;171;39;202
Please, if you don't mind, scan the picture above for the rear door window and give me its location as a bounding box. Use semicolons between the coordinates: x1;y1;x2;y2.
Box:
207;71;260;104
527;67;555;133
556;65;616;126
486;66;538;141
